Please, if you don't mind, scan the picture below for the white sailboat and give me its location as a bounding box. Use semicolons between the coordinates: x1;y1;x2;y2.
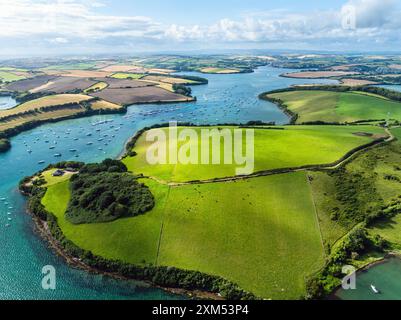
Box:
370;284;380;294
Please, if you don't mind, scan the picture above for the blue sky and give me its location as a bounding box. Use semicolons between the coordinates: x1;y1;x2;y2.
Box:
95;0;345;24
0;0;400;57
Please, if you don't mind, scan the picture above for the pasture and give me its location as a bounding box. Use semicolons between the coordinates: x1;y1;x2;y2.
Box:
29;77;98;94
266;90;401;123
101;65;140;72
111;73;145;79
38;169;76;186
282;71;357;79
4;75;56;92
0;71;26;83
90;87;192;106
42;172;324;299
123;125;386;182
340;79;379;86
200;67;241;74
84;82;108;93
42;62;98;70
61;70;112;78
0;108;86;131
89;100;122;110
310;130;401;249
42;178;166;268
96;78;154;89
142;75;199;85
0;94;93;117
0;94;123;132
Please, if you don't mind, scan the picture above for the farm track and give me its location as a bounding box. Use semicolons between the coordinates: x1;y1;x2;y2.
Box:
306;174;326;256
142;129;396;187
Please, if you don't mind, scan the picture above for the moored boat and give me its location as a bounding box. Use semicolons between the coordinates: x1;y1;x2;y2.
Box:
370;284;380;294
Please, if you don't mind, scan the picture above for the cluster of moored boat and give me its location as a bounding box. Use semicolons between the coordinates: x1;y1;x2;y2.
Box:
0;197;13;228
24;118;122;165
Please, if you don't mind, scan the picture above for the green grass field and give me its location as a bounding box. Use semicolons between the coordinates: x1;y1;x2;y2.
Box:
42;172;324;299
39;169;75;186
308;171;349;249
42;178;166;265
0;94;93;117
0;71;26;82
371;215;401;250
41;62;98;70
310;129;401;250
0;94;123;133
84;81;108;93
391;127;401;141
267;90;401;123
367;130;401;248
0;108;87;132
123;125;386;182
110;72;145;79
158;172;324;299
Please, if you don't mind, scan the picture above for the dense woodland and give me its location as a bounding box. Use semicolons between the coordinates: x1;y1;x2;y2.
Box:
66;159;154;224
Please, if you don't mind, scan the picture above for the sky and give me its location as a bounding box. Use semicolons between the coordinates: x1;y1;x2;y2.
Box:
1;0;401;57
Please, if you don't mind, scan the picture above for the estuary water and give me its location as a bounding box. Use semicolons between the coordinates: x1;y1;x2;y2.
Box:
335;258;401;300
0;95;17;110
0;66;337;300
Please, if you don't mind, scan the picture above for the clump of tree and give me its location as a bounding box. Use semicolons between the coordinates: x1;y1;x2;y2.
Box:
173;83;192;96
14;91;54;103
66;159;154;224
0;138;11;152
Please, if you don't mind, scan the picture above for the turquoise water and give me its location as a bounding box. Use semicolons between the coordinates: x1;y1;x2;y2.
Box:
0;96;17;110
335;258;401;300
0;66;337;300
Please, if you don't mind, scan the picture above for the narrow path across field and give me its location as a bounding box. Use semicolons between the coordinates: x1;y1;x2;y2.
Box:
306;174;325;256
155;185;171;266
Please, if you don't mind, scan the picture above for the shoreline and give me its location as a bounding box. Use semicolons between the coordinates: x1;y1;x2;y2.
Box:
28;209;222;300
329;253;401;299
0;95;197;154
280;73;401;86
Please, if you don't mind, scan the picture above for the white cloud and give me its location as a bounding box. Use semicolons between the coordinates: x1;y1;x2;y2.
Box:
348;0;398;28
0;0;160;39
49;37;69;44
0;0;400;54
